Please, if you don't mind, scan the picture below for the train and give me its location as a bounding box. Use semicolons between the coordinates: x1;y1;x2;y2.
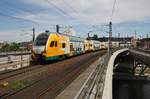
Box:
31;31;105;62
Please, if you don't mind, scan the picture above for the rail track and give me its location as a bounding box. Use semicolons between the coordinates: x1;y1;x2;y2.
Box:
0;50;106;99
0;50;105;82
35;53;100;99
0;65;40;81
0;54;80;82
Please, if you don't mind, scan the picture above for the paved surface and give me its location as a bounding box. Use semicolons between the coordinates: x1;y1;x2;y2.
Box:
56;57;100;99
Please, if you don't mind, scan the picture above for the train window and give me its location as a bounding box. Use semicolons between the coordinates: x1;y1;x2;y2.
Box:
62;43;66;48
34;33;49;46
50;41;55;47
55;41;57;47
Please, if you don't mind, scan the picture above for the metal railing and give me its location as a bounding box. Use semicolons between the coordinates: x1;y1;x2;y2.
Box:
0;54;31;64
0;60;30;71
0;51;31;57
130;49;150;57
74;53;110;99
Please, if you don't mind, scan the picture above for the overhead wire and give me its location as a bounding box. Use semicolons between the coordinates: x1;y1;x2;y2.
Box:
0;12;38;24
0;1;40;25
61;0;80;17
0;0;60;27
0;1;35;21
0;0;49;14
110;0;117;21
45;0;76;20
0;0;74;39
89;0;118;35
0;1;60;32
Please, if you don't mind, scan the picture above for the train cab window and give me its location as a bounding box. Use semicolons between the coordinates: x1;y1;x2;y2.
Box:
62;43;66;48
55;41;57;47
34;33;49;46
50;41;57;47
50;41;55;47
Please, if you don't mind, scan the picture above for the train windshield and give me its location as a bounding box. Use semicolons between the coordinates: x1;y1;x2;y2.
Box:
34;33;49;46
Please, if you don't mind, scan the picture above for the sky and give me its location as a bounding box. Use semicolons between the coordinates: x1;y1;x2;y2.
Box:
0;0;150;42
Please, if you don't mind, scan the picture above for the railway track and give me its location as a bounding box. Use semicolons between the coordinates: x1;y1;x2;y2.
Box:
0;51;105;82
0;65;41;81
0;55;76;82
0;51;106;99
36;53;100;99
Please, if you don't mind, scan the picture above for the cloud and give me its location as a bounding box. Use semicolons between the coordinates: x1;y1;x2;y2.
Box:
17;0;150;25
0;29;33;42
0;0;150;42
113;0;150;22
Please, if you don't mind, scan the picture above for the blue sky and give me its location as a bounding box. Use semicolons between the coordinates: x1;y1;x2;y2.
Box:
0;0;150;42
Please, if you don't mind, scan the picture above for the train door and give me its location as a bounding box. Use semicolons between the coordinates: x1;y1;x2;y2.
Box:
70;43;74;51
69;43;74;56
49;40;58;54
46;34;59;57
60;41;69;54
57;35;70;55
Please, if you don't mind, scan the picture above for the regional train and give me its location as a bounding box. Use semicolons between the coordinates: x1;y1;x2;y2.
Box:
31;31;104;62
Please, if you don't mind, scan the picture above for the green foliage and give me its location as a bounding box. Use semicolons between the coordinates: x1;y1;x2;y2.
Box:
93;34;98;40
10;80;33;90
86;34;99;40
0;42;20;52
1;43;10;52
9;42;20;51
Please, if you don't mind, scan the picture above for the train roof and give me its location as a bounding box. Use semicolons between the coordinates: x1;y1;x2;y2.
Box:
41;32;85;40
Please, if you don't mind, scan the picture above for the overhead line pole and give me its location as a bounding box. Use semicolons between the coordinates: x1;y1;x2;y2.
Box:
147;33;149;49
108;21;112;54
32;28;35;42
108;0;116;54
56;24;59;33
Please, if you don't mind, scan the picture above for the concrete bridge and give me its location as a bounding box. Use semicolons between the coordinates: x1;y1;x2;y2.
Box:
74;48;149;99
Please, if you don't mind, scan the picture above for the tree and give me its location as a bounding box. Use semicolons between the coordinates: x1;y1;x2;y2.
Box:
10;42;20;51
93;34;98;40
0;42;20;52
1;43;10;52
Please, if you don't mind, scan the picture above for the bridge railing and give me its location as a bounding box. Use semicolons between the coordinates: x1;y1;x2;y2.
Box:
130;49;150;57
0;54;31;71
74;52;110;99
0;59;30;71
0;54;31;64
0;51;31;57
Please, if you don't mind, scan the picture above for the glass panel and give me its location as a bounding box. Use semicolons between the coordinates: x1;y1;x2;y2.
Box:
62;43;66;48
34;33;49;46
55;41;57;47
50;41;55;47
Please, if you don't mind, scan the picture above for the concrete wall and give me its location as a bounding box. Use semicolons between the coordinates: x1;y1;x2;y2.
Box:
102;48;129;99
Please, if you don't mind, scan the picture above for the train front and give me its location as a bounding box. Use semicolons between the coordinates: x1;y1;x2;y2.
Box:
31;33;49;62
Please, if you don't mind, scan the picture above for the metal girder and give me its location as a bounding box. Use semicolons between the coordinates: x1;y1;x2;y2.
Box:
129;49;150;66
